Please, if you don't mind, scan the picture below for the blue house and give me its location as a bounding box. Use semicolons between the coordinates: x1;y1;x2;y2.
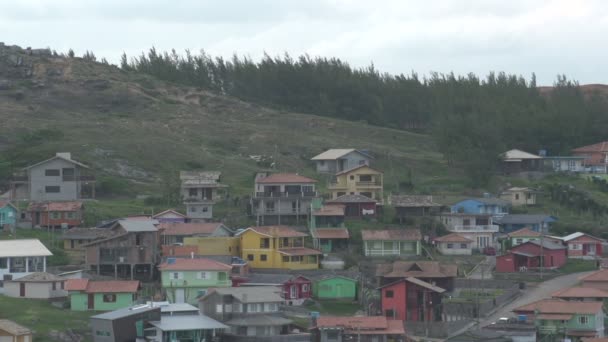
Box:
451;198;510;216
495;214;557;234
0;201;18;230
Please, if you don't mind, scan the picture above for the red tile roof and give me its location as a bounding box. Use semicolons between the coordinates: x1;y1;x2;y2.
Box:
161;245;199;257
361;229;421;241
312;228;350;239
580;269;608;282
513;298;603;314
158;258;232;271
315;316;404;335
152;209;186;219
159;222;227;236
573;141;608;153
65;278;89;291
256;173;317;184
247;226;308;238
28;201;82;211
85;280;140;293
508;227;541;238
378;261;458;278
278;247;322;256
552;287;608;299
434;233;472;243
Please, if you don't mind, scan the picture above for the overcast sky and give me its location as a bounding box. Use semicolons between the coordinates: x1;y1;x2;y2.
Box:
1;0;606;85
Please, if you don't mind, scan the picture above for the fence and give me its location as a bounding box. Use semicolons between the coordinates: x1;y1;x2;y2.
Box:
404;320;470;339
223;333;311;342
444;279;520;319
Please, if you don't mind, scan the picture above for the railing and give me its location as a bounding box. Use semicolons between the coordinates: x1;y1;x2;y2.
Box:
355;181;382;186
537;325;559;334
327;183;347;189
255;192;317;198
262;208;309;215
184;197;214;203
365;249;401;256
449;225;499;233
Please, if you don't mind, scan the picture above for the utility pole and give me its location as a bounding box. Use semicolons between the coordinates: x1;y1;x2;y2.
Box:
540;233;544;280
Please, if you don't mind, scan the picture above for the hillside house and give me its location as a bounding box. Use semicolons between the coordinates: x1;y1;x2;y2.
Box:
326;194;378;218
451;198;510;217
501;149;543;174
499;187;538;206
328;165;384;202
390;195;442;222
180;236;241;257
513;299;604;340
309;200;349;253
434;233;473;255
0;319;33;342
159;222;232;245
438;213;498;249
311;228;350;253
310;148;373;173
544;156;586;172
9;152;95;201
180;171;227;221
310;199;345;228
0;201;18;231
66;279;140;311
159;258;232;304
239;226;321;270
362;229;422;257
310;274;358;301
240;274;312;305
496;214;557;234
376;260;458;291
580;269;608;291
380;277;446;322
251;172;318;225
3;272;66;299
552;287;608;302
61;228;113;264
84;219;159;280
89;304;162;342
0;239;52;283
312;316;405;342
573;141;608;173
152;209;187;224
147;315;227;342
561;232;604;259
27;201;84;228
496;240;567;273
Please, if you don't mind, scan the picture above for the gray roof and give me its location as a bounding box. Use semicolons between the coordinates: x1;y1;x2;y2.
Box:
242;273;302;285
225;315;292;327
497;214;557;225
180;171;225;187
307;272;359;282
327;194;377;203
469;197;511;206
117;219;158;232
311;149;372;161
390;195;442;208
61;227;113;240
150;315;227;331
91;304;160;320
525;240;566;250
208;286;284;303
159;303;199;314
11;272;64;282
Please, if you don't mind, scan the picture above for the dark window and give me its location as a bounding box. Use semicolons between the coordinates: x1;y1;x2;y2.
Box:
261;254;267;261
70;240;75;249
62;168;75;181
385;290;394;298
349;175;355;180
189;188;197;197
45;169;60;176
60;281;64;290
260;238;270;248
282;256;289;262
247;254;254;261
45;186;60;193
52;282;56;290
359;175;372;182
0;258;7;268
460;243;467;248
103;294;117;303
135;234;142;246
385;309;395;318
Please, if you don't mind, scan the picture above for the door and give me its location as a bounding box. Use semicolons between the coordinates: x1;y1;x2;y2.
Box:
290;285;297;299
336;284;343;298
20;283;25;297
175;288;185;303
588;244;597;256
88;293;94;309
35;212;41;225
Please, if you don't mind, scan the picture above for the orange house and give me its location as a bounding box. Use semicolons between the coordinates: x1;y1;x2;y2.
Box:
27;201;84;228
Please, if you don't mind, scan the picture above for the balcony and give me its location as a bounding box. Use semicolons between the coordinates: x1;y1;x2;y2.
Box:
327;182;347;190
355;180;382;187
184;197;215;204
261;208;309;215
449;225;499;233
255;191;317;198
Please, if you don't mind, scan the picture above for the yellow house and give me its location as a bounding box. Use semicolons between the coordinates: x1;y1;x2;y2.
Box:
327;165;384;202
499;187;537;206
182;236;240;256
239;226;321;270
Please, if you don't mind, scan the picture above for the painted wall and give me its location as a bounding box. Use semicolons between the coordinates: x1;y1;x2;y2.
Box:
380;281;406;321
315;151;371;173
183;237;240;256
363;240;421;257
437;242;472;255
69;291;135;311
186;203;213;220
4;281;66;299
567;236;603;258
28;158;82;201
240;230;318;270
0;329;33;342
499;191;536;206
451;199;509;215
329;165;383;201
312;277;357;300
69;292;88;311
0;205;17;228
161;269;230;304
510;236;539;247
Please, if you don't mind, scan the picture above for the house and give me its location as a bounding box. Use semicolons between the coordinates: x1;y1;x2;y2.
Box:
240;273;312;305
0;201;18;231
501;149;543;174
0;239;52;282
310;198;345;229
496;214;558;234
507;227;542;247
361;229;422;257
251;172;318;225
89;303;161;342
180;171;227;221
561;232;604;259
152;209;187;224
147;315;227;342
496;240;567;273
326;194;378;218
3;272;66;299
9;152;96;201
544;156;586;172
552;287;608;302
0;319;33;342
158;257;232;304
61;227;113;264
312;316;405;342
311;228;350;253
311;274;358;301
65;278;140;311
380;277;446;322
310;148;373;173
573;141;608;173
376;260;458;291
327;165;384;203
513;299;604;340
180;236;241;256
434;233;473;255
27;201;84;228
580;269;608;291
84;219;159;280
239;226;321;270
157;302;200;316
159;222;232;245
451;197;510;217
199;286;310;341
389;195;442;222
499;187;538;206
438;213;498;249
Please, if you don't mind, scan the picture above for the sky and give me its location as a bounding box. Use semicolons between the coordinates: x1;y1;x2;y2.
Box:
1;0;607;86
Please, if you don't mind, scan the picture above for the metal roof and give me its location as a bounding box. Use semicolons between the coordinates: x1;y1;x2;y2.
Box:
23;152;90;170
502;149;542;160
91;304;160;320
150;315;227;331
205;286;284;303
225;315;292;327
311;149;372;160
0;239;52;258
496;214;557;225
0;319;31;336
327;194;377;204
117;219;158;232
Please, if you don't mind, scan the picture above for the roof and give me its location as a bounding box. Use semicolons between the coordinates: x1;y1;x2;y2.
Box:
0;319;31;336
459;197;511;206
27;201;83;212
311;149;372;160
404;277;446;293
61;227;113;240
335;164;383;176
244;226;308;238
434;233;473;243
361;229;422;241
116;219;158;232
203;286;284;303
152;209;187;219
0;239;52;258
225;315;292;327
496;214;557;225
277;247;322;256
520;240;566;250
158;303;199;313
11;272;64;283
552;287;608;299
315;316;405;335
308;273;358;282
503;187;536;192
150;315;228;331
312;204;345;216
582;338;608;342
573;141;608;153
580;269;608;282
513;298;603;315
327;194;377;204
161;245;199;257
502;149;542;160
66;279;140;293
562;232;603;243
179;171;224;186
23;152;89;170
90;304;160;320
159;222;230;236
378;261;458;278
158;258;232;271
508;227;541;238
256;173;317;184
389;195;441;208
243;273;309;285
311;228;350;239
65;278;89;291
0;201;18;211
537;313;573;320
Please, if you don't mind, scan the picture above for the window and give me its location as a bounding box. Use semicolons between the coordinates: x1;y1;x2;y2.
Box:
0;258;8;268
385;309;395;318
216;304;223;313
515;194;520;200
202;207;208;213
359;175;372;182
103;294;117;303
66;212;76;219
265;201;275;212
319;160;325;166
460;243;467;249
359;160;366;165
291;256;303;262
337;192;346;197
233;303;243;312
350;175;354;180
516;239;523;244
302;284;309;292
291;201;297;213
197;290;207;297
526;193;532;199
135;233;142;246
327;331;339;339
170;272;183;280
260;254;267;261
260;238;270;248
197;272;209;280
60;281;64;290
45;186;60;193
62;168;75;180
579;316;589;325
447;243;454;249
52;282;56;290
45;169;60;176
282;256;289;262
248;303;263;312
247;254;254;261
568;160;577;170
463;219;471;226
361;192;373;198
50;212;61;219
571;244;580;250
189;206;197;212
218;272;227;281
189;188;197;197
385;290;394;298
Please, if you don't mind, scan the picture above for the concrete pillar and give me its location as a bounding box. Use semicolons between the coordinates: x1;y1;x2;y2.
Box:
114;264;118;279
43;257;46;272
130;264;134;280
25;257;29;273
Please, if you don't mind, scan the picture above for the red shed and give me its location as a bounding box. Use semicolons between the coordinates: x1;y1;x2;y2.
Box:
379;277;446;322
27;201;84;228
239;273;311;305
562;232;604;258
496;240;567;273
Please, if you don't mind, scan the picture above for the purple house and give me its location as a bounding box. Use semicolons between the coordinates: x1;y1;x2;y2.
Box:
152;209;187;224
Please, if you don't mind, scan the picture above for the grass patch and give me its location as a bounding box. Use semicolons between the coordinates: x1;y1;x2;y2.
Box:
558;259;598;274
304;300;362;316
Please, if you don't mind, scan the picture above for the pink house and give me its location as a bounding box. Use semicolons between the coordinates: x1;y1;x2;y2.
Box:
562;232;604;258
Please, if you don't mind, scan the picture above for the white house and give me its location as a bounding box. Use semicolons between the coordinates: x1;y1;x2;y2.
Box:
434;233;473;255
0;239;52;287
311;149;372;173
4;272;67;299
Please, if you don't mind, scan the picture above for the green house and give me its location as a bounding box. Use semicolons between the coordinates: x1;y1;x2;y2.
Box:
361;229;422;257
312;275;358;300
159;258;232;304
0;201;18;230
65;279;139;311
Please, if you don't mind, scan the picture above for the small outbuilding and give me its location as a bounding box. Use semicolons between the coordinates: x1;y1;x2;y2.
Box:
496;240;567;273
311;274;358;301
4;272;66;299
434;233;473;255
0;319;33;342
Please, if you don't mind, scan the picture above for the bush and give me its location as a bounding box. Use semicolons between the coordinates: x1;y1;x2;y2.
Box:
96;176;131;196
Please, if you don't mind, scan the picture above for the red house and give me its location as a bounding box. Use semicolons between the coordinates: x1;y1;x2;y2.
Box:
496;240;567;273
27;201;84;228
573;141;608;173
376;261;458;291
379;277;446;322
562;232;604;258
239;273;311;305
